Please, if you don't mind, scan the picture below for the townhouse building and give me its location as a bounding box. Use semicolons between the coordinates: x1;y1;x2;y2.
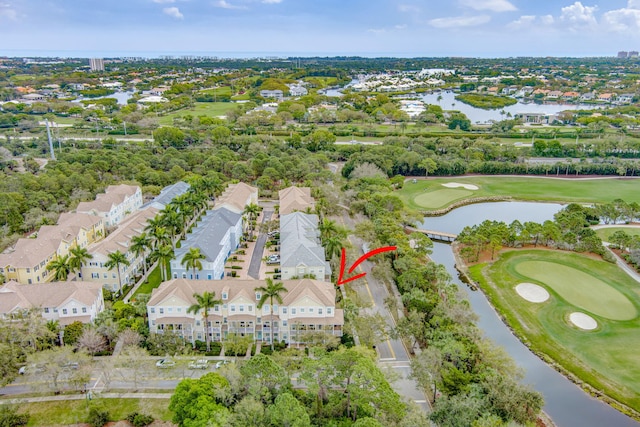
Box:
144;181;191;210
279;212;330;281
147;278;343;345
278;186;315;215
80;207;158;292
0;213;104;285
76;184;143;228
215;182;258;214
0;280;104;326
171;207;243;281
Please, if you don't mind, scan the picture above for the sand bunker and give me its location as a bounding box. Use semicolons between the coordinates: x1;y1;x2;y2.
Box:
515;283;550;303
441;182;479;190
569;312;598;330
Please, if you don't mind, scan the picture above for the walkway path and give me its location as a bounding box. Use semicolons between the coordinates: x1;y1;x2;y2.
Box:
0;392;172;404
248;209;273;279
339;212;430;412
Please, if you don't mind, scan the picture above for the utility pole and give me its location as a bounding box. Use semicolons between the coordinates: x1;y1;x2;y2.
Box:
46;119;56;160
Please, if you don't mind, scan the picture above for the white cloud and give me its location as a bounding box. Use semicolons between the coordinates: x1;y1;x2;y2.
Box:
541;14;555;25
429;15;491;28
460;0;516;12
368;24;407;34
0;2;17;20
262;0;282;3
602;1;640;32
215;0;247;9
163;6;184;19
368;28;386;34
560;2;598;28
153;0;176;3
508;15;536;29
394;24;407;30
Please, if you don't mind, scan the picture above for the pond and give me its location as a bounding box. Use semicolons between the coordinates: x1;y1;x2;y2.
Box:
422;201;639;427
420;91;601;124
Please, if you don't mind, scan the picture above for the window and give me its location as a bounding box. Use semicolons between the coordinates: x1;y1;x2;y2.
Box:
318;308;323;315
255;292;261;300
91;273;99;279
222;292;228;300
112;273;116;278
62;309;68;315
214;305;220;312
72;308;78;314
182;273;187;279
173;273;178;279
168;307;173;313
327;307;332;314
82;307;87;313
159;308;164;314
103;273;107;279
273;305;278;312
309;308;314;313
230;305;236;312
207;274;212;280
291;308;296;315
300;308;305;313
239;305;244;312
283;320;288;326
248;305;253;312
150;308;155;313
44;308;49;313
282;307;287;314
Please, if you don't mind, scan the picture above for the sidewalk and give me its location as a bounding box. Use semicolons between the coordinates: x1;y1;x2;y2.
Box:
0;392;172;404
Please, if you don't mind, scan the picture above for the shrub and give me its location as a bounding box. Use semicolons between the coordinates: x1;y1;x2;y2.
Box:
127;412;154;427
87;407;109;427
0;405;29;427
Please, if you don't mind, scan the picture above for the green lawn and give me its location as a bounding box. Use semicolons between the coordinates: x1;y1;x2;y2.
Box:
469;249;640;413
158;102;237;126
397;176;640;212
132;265;163;298
595;226;640;242
199;86;232;96
18;398;172;426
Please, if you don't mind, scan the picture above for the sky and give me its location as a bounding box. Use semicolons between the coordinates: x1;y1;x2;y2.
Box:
2;0;640;57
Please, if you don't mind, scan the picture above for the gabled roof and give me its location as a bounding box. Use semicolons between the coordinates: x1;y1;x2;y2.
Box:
279;212;327;269
215;182;257;213
278;186;315;215
145;181;190;209
148;278;335;307
0;280;102;313
77;184;140;214
86;207;158;257
175;207;241;263
0;237;58;269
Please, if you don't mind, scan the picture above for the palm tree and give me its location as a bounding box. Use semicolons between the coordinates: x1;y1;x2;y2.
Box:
318;218;338;241
322;235;343;261
130;233;151;274
68;246;93;278
255;278;287;350
243;203;261;222
187;291;222;351
181;247;206;279
150;226;171;250
161;210;183;244
150;244;174;281
47;255;71;281
104;250;130;295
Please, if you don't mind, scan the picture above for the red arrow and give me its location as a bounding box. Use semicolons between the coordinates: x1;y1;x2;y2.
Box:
336;246;397;286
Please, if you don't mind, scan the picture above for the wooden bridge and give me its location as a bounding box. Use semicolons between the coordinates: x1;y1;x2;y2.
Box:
406;227;458;242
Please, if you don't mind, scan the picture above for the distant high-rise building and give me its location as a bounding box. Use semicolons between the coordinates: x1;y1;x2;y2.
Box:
89;58;104;71
618;51;629;59
629;51;639;58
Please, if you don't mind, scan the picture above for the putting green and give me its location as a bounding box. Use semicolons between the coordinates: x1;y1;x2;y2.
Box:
515;261;637;321
414;189;472;209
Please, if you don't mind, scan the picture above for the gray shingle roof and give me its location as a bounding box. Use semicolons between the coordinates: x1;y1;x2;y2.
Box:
146;181;190;209
175;207;241;262
279;212;327;269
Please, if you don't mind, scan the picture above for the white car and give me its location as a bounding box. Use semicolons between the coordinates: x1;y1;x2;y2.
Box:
156;358;176;368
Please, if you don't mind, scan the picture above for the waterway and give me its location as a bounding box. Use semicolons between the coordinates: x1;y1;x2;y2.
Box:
72;90;134;106
421;201;639;427
420;91;601;124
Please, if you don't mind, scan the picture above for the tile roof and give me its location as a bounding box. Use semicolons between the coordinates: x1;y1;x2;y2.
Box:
86;207;158;257
215;182;258;213
77;184;140;214
149;278;336;307
0;280;102;313
278;186;315;215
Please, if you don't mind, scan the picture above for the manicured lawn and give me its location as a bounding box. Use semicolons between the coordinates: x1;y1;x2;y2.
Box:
199;86;232;96
595;226;640;242
414;188;473;209
158;102;237;126
397;176;640;211
132;265;163;298
19;398;173;426
468;249;640;412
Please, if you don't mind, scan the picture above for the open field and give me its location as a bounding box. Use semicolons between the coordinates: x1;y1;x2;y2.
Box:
595;226;640;242
468;249;640;413
158;102;237;126
18;398;172;426
397;176;640;211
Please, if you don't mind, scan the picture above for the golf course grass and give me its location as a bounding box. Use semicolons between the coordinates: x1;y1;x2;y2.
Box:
397;176;640;212
595;226;640;242
158;102;236;126
468;249;640;413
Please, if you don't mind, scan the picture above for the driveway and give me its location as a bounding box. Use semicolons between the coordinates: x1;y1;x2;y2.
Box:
248;209;273;279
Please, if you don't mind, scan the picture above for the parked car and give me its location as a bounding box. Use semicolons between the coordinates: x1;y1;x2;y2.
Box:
156;358;176;368
188;359;209;369
19;364;44;375
215;360;230;369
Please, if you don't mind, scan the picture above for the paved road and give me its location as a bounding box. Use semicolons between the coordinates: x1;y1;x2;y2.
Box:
248;209;273;279
339;213;430;412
